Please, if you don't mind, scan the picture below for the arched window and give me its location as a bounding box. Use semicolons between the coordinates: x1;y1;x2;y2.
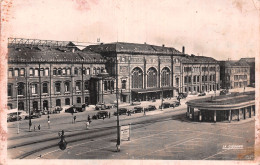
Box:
18;102;24;110
76;81;81;91
67;68;71;75
62;68;66;75
147;67;157;88
74;67;78;75
65;98;70;105
33;101;38;111
40;68;44;76
56;99;61;106
82;67;86;75
77;97;81;103
65;81;70;92
58;68;62;75
8;68;13;77
97;67;100;74
43;83;48;94
86;68;90;75
53;68;57;75
55;82;61;93
45;68;49;76
132;67;143;89
17;82;25;96
161;67;170;87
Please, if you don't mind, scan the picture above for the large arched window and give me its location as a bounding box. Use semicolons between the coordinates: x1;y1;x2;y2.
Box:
132;67;143;89
161;67;170;87
147;67;157;88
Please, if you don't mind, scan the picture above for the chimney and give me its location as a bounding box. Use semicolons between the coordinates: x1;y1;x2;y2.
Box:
144;42;146;44
162;44;165;47
182;46;185;54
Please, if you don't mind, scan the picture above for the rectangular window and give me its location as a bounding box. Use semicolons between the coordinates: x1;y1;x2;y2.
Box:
76;82;81;91
122;80;126;89
14;69;19;76
184;76;187;84
8;84;12;97
32;84;38;94
67;68;71;75
62;69;66;75
20;69;25;77
29;69;34;76
84;81;89;90
43;83;48;94
197;76;200;82
35;69;39;76
53;69;57;75
45;69;49;76
40;68;44;76
188;76;191;83
55;82;61;93
193;76;196;83
8;69;13;77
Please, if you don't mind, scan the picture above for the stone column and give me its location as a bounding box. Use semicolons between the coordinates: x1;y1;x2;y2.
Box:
186;106;189;118
238;109;240;121
243;108;246;120
249;106;252;118
214;110;216;122
228;110;231;123
199;111;202;122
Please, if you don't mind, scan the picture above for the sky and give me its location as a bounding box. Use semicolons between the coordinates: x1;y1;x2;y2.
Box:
1;0;259;60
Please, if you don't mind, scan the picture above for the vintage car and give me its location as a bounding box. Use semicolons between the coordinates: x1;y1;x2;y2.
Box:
95;103;107;110
92;111;109;119
114;108;128;116
198;92;206;96
133;106;143;113
144;105;157;111
159;102;171;109
178;93;188;99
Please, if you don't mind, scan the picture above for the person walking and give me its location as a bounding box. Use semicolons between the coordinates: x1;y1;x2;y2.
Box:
109;112;111;118
38;124;41;130
88;115;91;122
103;115;105;120
73;116;77;123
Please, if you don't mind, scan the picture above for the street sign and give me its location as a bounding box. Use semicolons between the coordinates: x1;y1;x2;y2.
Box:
120;124;131;141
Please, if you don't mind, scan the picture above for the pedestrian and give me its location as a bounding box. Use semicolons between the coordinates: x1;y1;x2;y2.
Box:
103;115;105;120
34;125;36;131
38;124;41;130
109;112;110;118
144;110;146;116
88;115;91;122
74;116;76;123
86;121;90;129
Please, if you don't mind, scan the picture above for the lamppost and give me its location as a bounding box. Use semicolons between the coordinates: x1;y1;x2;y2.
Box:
28;83;32;132
15;82;19;134
161;87;164;111
115;58;120;151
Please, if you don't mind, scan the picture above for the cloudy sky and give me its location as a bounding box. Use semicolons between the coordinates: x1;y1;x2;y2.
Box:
2;0;259;60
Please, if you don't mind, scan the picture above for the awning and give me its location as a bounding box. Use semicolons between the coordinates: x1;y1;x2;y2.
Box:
131;87;177;94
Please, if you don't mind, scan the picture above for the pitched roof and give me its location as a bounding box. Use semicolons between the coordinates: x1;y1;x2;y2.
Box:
177;55;218;64
220;60;250;67
85;42;182;55
8;46;105;63
239;57;255;63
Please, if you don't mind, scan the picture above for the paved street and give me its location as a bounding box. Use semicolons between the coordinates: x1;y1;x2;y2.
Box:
7;88;255;160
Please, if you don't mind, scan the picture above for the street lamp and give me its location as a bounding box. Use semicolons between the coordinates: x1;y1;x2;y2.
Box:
15;82;19;134
115;58;120;151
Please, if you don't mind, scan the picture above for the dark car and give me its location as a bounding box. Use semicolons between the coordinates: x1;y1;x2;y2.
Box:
220;89;230;95
144;105;157;111
53;106;63;113
65;107;78;113
92;111;108;119
25;111;42;120
170;101;180;107
133;106;143;113
179;93;188;99
159;102;171;109
114;108;128;116
198;92;206;96
7;113;22;122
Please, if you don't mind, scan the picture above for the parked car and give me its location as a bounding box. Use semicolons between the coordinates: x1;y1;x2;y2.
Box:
178;93;188;99
159;102;171;109
95;103;107;110
7;112;22;122
92;111;108;119
25;111;42;119
41;110;49;115
53;106;63;113
144;105;157;111
133;106;143;113
220;89;230;95
170;101;180;107
114;108;128;116
65;106;78;113
198;92;206;96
